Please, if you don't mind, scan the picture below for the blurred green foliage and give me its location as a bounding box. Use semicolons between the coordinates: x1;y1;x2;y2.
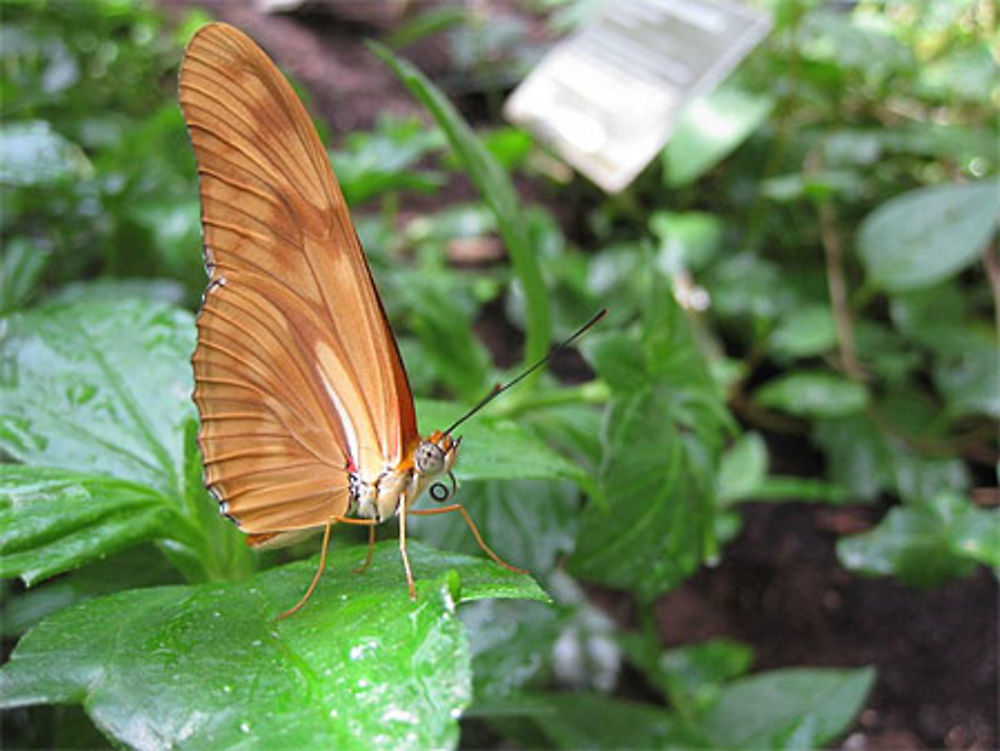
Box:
1;0;997;748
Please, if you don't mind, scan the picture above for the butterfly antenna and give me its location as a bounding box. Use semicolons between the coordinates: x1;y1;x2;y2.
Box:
444;308;608;435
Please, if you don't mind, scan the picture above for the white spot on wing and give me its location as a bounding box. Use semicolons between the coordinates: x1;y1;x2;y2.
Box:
318;368;360;466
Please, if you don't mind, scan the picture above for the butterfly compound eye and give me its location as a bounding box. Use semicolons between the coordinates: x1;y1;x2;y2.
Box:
415;441;445;475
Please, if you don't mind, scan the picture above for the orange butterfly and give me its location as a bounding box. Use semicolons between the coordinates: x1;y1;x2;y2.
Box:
179;23;600;616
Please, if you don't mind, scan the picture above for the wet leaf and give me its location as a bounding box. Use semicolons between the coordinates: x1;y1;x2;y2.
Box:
0;298;249;583
0;541;546;751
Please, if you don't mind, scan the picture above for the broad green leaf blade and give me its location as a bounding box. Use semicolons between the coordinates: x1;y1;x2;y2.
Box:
570;389;714;599
485;692;705;749
814;411;969;504
857;180;1000;291
371;43;551;370
410;478;579;575
717;431;769;504
1;297;250;582
0;542;546;751
572;282;727;599
837;492;997;586
620;635;753;715
0;466;190;586
769;305;837;359
755;371;868;418
663;82;774;188
416;400;589;486
0;299;194;500
702;667;876;749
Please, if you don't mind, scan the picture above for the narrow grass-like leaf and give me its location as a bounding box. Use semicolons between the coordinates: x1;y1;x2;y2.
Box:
370;43;551;371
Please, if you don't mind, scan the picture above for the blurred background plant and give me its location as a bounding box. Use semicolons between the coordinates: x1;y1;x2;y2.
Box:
1;0;996;749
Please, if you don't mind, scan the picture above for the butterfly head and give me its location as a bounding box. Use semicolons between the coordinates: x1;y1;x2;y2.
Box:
414;430;460;503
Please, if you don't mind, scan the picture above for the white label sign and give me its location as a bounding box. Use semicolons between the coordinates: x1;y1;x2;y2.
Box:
505;0;771;192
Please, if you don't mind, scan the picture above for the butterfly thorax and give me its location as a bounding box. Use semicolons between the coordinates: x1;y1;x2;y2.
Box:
351;431;459;523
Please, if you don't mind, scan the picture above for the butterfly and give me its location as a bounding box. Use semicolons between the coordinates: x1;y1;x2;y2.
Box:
179;23;602;617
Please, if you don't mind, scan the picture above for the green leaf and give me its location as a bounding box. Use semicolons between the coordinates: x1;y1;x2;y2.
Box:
571;283;728;598
331;114;446;205
43;278;186;307
717;432;769;505
755;372;868;418
663;82;774;188
0;466;190;586
0;541;546;751
857;181;1000;291
410;479;578;575
702;667;876;749
1;545;180;638
0;121;90;186
769;305;838;359
371;43;551;370
648;211;724;273
621;635;753;715
814;411;969;504
0;299;193;495
463;599;566;701
837;492;998;586
657;639;755;716
1;238;50;314
416;400;589;486
489;692;702;750
0;298;249;582
570;388;715;599
932;330;1000;419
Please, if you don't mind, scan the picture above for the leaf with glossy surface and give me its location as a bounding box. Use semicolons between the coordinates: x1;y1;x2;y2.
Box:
837;492;997;586
0;299;193;496
0;297;250;583
0;541;546;750
702;667;876;749
0;466;189;586
857;181;1000;291
410;478;579;575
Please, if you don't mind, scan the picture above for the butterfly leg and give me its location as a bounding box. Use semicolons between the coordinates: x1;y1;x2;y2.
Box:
276;517;335;620
399;506;417;600
353;524;376;574
409;505;528;574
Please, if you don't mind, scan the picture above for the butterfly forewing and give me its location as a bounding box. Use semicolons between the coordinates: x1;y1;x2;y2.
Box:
179;23;418;536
